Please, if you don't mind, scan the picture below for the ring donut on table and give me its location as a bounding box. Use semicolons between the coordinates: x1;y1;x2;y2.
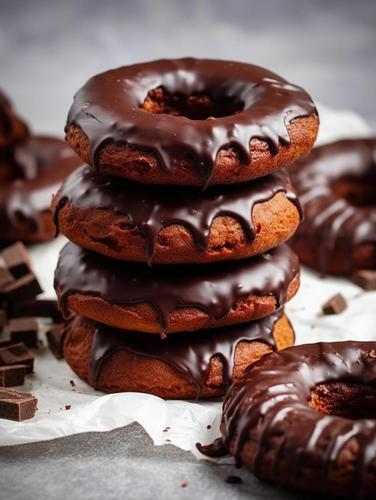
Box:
65;58;319;187
200;341;376;498
63;311;294;400
52;165;302;265
54;242;300;334
290;138;376;276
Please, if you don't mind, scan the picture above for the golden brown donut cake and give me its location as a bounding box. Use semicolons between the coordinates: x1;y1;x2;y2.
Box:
63;311;294;399
53;166;302;265
202;341;376;498
54;242;300;334
290;138;376;276
65;58;318;187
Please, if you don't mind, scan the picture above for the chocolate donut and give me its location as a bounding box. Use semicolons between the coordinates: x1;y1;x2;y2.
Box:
290;138;376;275
66;58;318;187
53;165;302;265
54;242;300;334
0;136;81;242
204;341;376;498
0;90;28;150
64;311;294;399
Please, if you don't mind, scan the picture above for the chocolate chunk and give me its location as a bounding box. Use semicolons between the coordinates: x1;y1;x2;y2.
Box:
0;389;37;421
0;257;14;290
352;270;376;291
0;308;7;331
46;323;66;359
1;242;32;279
0;343;34;373
9;299;62;322
0;365;25;387
9;318;39;348
225;475;243;484
322;293;347;315
0;273;42;302
0;339;19;348
65;404;71;410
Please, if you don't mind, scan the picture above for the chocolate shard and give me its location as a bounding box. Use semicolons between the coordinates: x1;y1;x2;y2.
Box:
0;273;42;302
322;293;347;315
9;299;62;322
0;342;34;373
46;323;65;359
0;389;37;421
0;256;14;290
352;270;376;291
0;365;25;387
9;317;39;348
1;242;32;279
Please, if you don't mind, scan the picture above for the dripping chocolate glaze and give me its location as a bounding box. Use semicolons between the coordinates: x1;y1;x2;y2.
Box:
53;165;302;265
201;341;376;498
290;138;376;274
0;136;81;234
66;58;317;185
54;242;299;330
88;309;285;397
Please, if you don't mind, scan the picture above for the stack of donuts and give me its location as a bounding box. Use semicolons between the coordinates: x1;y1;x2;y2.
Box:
0;90;80;243
53;58;319;399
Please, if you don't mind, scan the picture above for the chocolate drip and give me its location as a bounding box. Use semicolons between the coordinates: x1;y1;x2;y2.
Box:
53;164;302;265
0;136;81;234
54;242;299;330
67;58;317;185
290;138;376;274
212;341;376;497
89;310;284;398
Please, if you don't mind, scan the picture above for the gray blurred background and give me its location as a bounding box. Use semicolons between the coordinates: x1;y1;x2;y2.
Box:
1;0;376;135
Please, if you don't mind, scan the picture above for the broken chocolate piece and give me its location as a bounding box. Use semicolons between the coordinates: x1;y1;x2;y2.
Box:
0;389;37;421
0;273;42;302
0;257;14;290
0;365;25;387
46;323;65;359
0;342;34;373
9;317;39;348
322;293;347;315
1;242;32;279
9;298;62;322
352;270;376;291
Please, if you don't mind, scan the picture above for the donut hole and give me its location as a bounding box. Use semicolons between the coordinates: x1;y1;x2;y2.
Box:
141;86;244;120
332;175;376;207
309;381;376;419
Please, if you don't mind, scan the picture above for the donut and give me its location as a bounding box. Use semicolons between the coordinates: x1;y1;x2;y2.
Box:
54;242;300;334
0;90;28;150
205;341;376;498
290;138;376;275
66;58;319;187
63;310;294;399
0;136;81;242
53;165;302;265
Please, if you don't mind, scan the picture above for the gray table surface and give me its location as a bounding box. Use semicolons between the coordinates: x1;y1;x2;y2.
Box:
0;1;375;498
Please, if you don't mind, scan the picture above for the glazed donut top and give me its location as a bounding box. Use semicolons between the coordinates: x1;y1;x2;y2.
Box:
67;58;317;184
89;310;284;398
0;90;29;147
0;136;81;233
55;242;299;330
205;341;376;495
290;138;376;274
53;164;302;265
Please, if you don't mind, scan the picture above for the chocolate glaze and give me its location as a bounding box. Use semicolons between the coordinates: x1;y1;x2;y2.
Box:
66;58;317;185
88;309;285;397
54;242;299;331
290;138;376;274
206;341;376;498
0;136;81;236
53;164;302;265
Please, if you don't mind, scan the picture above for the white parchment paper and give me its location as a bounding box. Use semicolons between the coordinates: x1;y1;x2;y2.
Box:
0;105;375;453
